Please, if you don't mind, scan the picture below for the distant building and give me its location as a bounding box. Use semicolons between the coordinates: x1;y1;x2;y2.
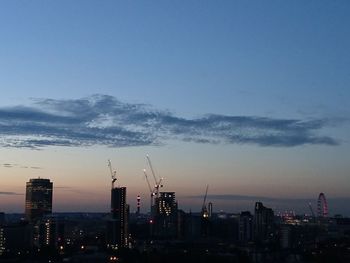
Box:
1;221;33;255
0;212;5;225
25;178;53;222
0;212;5;256
107;187;128;250
0;226;4;256
280;225;291;249
39;215;64;249
253;202;275;243
153;192;178;238
239;211;253;243
136;195;141;215
208;202;213;218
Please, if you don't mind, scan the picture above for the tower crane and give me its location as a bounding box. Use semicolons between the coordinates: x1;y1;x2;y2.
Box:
108;159;117;189
146;155;164;199
201;185;209;218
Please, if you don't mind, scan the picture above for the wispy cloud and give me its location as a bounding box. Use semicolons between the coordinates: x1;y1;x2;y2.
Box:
1;162;42;169
30;166;42;169
0;94;338;149
0;191;23;195
55;185;103;196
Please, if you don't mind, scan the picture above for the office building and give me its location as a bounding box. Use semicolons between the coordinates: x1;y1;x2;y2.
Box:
25;178;53;222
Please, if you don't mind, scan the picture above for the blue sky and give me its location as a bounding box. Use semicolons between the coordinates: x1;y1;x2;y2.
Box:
0;1;349;215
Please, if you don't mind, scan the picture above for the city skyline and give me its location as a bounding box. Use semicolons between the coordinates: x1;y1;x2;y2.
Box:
0;1;350;216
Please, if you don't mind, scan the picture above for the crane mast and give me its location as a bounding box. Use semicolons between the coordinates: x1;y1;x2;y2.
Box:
143;169;156;217
108;159;117;189
146;155;164;199
143;169;153;194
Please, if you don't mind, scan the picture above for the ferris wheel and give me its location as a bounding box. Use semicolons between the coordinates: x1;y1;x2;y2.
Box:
317;192;328;217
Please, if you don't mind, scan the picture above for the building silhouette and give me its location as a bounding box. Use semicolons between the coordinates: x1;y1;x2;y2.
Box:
208;202;213;218
253;202;275;243
107;187;128;250
0;221;33;255
239;211;253;244
25;178;53;222
39;215;64;249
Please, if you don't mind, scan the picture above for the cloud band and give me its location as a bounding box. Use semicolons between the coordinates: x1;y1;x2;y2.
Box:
0;94;338;149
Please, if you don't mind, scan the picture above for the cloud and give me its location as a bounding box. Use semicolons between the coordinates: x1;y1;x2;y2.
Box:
54;185;102;196
30;166;42;169
1;162;42;169
0;191;23;195
0;94;338;149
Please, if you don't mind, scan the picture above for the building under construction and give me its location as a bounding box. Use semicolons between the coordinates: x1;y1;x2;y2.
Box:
106;160;128;250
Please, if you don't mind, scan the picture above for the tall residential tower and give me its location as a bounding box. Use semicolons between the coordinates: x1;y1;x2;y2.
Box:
107;187;128;250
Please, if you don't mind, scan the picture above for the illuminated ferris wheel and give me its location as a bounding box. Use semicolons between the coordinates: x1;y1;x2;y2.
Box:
317;192;328;217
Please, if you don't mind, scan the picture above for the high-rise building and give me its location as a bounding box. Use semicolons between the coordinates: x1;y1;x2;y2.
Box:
154;192;178;238
25;178;53;222
239;211;253;243
107;187;128;250
0;227;4;256
253;202;275;243
39;215;64;249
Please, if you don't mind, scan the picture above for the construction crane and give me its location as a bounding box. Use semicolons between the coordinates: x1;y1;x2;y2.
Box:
108;159;117;189
143;169;156;216
201;185;209;218
146;155;164;198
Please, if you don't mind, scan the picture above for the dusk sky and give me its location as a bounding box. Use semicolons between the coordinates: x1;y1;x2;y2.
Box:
0;1;349;216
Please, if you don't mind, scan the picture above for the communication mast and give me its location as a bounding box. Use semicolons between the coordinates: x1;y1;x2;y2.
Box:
201;185;209;218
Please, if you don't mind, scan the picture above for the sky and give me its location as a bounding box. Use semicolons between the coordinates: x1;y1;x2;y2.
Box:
0;0;349;216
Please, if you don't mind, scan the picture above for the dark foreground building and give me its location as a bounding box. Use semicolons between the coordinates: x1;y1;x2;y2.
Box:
253;202;275;243
107;186;128;250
